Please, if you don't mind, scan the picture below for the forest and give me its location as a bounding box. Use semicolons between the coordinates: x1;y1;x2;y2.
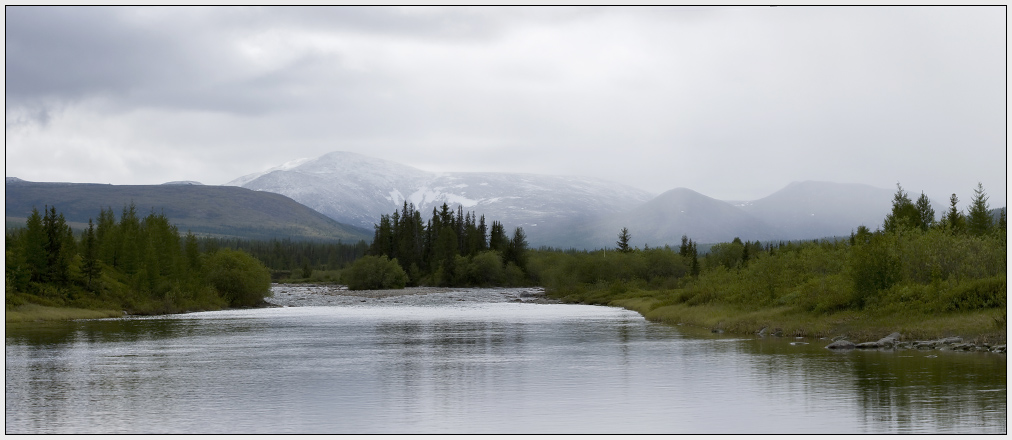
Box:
5;204;273;319
344;202;530;289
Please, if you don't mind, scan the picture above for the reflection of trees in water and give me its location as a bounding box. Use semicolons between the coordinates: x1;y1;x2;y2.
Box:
742;337;1005;434
850;351;1006;433
374;320;529;411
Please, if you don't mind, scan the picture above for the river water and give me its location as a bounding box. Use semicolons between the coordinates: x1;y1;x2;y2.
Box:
5;286;1007;434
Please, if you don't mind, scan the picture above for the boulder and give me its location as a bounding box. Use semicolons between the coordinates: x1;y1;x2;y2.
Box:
826;340;855;350
876;332;902;346
855;341;883;349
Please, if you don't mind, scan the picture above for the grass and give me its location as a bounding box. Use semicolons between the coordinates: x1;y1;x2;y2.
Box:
6;303;124;324
579;288;1006;345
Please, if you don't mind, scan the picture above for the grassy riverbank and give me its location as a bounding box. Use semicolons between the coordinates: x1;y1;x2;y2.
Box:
6;303;125;325
534;225;1006;345
554;290;1005;344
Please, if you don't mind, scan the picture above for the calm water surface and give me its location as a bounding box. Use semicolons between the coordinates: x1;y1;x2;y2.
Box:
5;292;1006;434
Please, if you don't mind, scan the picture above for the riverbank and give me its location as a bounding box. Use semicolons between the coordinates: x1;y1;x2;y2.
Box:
5;304;125;325
267;283;556;307
553;291;1006;347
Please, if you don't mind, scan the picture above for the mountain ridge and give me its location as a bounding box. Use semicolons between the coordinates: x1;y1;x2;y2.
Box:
5;179;371;242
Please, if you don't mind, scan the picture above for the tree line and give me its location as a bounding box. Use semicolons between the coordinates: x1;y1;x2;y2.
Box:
6;204;272;314
344;202;530;289
532;182;1005;325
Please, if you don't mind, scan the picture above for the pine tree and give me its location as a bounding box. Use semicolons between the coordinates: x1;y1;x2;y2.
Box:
82;218;102;290
489;221;507;253
883;183;919;233
23;207;47;283
616;227;632;253
505;227;529;270
914;192;934;231
966;182;993;236
944;193;965;234
42;206;72;285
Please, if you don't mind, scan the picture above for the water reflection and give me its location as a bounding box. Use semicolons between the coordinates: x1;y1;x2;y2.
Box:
6;304;1007;434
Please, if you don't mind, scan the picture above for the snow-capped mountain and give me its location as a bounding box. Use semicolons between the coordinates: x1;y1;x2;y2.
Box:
226;152;924;248
226;151;655;245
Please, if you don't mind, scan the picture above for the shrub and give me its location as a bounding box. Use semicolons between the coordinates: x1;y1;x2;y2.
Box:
342;255;408;290
204;249;272;307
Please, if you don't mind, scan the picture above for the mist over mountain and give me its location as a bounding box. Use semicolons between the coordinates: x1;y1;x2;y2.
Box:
10;152;978;250
736;181;897;240
581;188;781;248
226;151;655;246
225;151;950;249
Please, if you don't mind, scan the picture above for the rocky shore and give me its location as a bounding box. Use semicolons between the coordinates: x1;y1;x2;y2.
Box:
825;331;1007;354
265;283;560;308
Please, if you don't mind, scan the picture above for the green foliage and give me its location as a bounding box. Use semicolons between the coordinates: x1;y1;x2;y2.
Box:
966;182;993;236
847;233;900;307
203;249;272;307
6;206;272;317
616;227;632;253
342;255;409;290
363;203;531;288
883;183;920;233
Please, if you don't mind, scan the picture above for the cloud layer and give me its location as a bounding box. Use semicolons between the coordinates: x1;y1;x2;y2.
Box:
6;6;1006;207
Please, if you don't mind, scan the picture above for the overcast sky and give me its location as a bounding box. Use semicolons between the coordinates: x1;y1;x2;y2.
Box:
5;6;1007;207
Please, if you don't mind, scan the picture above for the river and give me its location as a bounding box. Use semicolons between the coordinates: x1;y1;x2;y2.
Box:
5;285;1007;434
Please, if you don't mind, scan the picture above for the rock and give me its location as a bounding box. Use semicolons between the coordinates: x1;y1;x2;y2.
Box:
831;335;848;342
826;340;855;350
992;345;1006;353
876;332;902;346
940;337;963;345
855;341;883;349
757;327;768;336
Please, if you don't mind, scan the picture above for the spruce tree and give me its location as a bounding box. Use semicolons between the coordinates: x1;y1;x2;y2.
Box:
82;219;102;290
966;182;993;236
23;208;47;283
883;183;918;233
945;193;964;234
914;192;934;231
616;227;632;253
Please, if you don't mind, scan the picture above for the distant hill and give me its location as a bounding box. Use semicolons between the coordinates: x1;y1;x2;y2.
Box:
5;179;371;242
736;181;897;240
560;188;780;249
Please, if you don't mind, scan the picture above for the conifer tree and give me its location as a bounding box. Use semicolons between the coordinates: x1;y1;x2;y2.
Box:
883;183;918;233
678;235;690;257
616;227;632;253
82;218;101;290
505;227;529;270
914;192;935;231
23;208;47;283
489;221;507;253
42;206;72;284
944;193;964;234
966;182;993;236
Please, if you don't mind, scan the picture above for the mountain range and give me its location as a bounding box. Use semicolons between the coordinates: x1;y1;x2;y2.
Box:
10;151;960;249
226;151;903;248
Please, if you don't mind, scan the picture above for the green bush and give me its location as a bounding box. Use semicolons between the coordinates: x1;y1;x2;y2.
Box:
204;249;272;307
342;255;408;290
940;275;1006;312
